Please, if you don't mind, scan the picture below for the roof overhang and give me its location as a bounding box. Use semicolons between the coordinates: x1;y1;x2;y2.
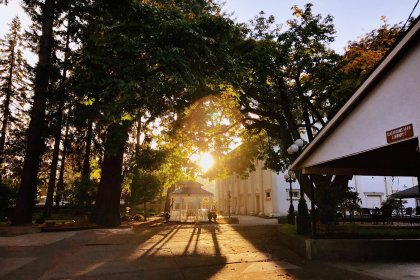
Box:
290;18;420;177
391;185;420;199
300;137;420;176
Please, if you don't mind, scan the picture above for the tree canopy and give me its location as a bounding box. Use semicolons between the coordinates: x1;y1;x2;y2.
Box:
0;0;410;227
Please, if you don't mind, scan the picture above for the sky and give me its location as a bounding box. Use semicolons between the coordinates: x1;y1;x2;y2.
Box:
221;0;419;52
0;0;419;61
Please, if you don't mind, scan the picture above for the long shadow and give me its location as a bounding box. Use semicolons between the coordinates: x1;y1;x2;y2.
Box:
232;223;380;280
193;225;201;254
182;224;197;255
141;224;181;257
3;223;232;279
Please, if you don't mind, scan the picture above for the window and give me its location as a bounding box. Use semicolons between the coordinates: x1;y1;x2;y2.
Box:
265;191;271;200
286;189;299;200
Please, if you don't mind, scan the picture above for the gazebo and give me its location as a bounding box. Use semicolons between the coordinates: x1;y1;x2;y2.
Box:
391;186;420;216
169;180;214;222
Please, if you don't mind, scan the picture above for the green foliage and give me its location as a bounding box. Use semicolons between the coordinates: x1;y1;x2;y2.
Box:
130;170;162;205
163;93;261;180
328;18;405;117
234;4;341;172
0;182;18;218
73;175;97;208
381;196;405;212
337;187;362;220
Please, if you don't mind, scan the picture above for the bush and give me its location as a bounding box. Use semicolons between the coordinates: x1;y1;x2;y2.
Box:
0;182;18;219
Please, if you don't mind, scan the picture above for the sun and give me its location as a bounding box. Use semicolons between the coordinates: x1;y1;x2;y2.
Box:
199;153;214;172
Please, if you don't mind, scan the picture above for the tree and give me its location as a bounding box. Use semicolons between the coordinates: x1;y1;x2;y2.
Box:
231;4;353;228
11;0;57;225
165;93;261;181
130;170;162;209
327;18;405;116
71;0;241;227
0;16;30;182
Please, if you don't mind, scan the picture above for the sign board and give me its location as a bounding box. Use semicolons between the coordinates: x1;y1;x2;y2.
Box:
386;124;414;143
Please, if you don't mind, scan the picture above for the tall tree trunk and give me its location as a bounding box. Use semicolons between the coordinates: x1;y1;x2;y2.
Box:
77;118;93;211
12;0;56;225
43;25;70;217
91;122;130;227
135;116;141;158
43;110;63;217
0;32;16;182
82;118;93;180
277;79;300;141
55;116;69;207
295;76;314;142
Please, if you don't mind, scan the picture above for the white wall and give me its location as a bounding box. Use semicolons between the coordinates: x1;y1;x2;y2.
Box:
350;176;418;209
302;39;420;168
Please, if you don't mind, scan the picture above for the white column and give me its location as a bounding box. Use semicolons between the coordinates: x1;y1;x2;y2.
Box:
185;197;188;222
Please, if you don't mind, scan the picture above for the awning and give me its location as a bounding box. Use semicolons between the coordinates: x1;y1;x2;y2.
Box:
391;185;420;199
299;137;420;176
290;18;420;177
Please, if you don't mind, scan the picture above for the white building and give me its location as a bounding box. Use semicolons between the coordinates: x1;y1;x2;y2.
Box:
215;160;418;217
215;160;309;217
289;18;420;213
350;176;418;209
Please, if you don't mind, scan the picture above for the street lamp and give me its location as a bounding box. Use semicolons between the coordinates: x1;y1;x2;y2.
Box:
284;170;296;225
287;138;310;235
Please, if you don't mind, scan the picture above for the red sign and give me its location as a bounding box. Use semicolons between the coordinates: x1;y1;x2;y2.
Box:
386;124;414;143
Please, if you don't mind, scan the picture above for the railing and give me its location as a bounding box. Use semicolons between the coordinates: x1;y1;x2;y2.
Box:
169;209;210;222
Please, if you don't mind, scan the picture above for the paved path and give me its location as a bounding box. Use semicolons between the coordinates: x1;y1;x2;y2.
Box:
0;222;384;280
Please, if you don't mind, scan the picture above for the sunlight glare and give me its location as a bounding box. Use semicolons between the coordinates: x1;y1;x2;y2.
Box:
199;153;214;172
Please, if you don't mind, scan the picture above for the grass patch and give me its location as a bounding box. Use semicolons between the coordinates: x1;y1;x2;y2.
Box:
217;216;239;224
280;223;298;235
316;223;420;239
0;207;90;225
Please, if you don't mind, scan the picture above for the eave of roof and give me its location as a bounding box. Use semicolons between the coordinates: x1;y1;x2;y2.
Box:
290;17;420;171
171;186;213;196
391;185;420;198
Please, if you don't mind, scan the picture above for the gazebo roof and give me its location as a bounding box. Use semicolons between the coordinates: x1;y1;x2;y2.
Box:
171;180;213;197
391;185;420;199
176;180;203;188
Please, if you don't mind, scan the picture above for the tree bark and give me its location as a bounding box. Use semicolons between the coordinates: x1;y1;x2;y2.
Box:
76;118;93;211
13;0;56;225
43;109;63;217
55;116;69;207
81;118;93;180
294;76;314;142
91;122;130;227
135;116;141;158
43;24;70;217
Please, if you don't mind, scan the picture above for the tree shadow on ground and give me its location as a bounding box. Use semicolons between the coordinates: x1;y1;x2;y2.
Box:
233;224;379;280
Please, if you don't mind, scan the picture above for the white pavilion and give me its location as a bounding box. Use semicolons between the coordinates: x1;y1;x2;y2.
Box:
169;180;214;222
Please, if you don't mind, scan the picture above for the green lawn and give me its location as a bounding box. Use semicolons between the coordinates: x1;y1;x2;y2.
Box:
280;223;420;239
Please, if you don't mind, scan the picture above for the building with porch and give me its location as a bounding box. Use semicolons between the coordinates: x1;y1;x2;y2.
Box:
290;18;420;211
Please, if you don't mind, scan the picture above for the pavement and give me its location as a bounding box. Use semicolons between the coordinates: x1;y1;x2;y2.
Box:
0;215;418;279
